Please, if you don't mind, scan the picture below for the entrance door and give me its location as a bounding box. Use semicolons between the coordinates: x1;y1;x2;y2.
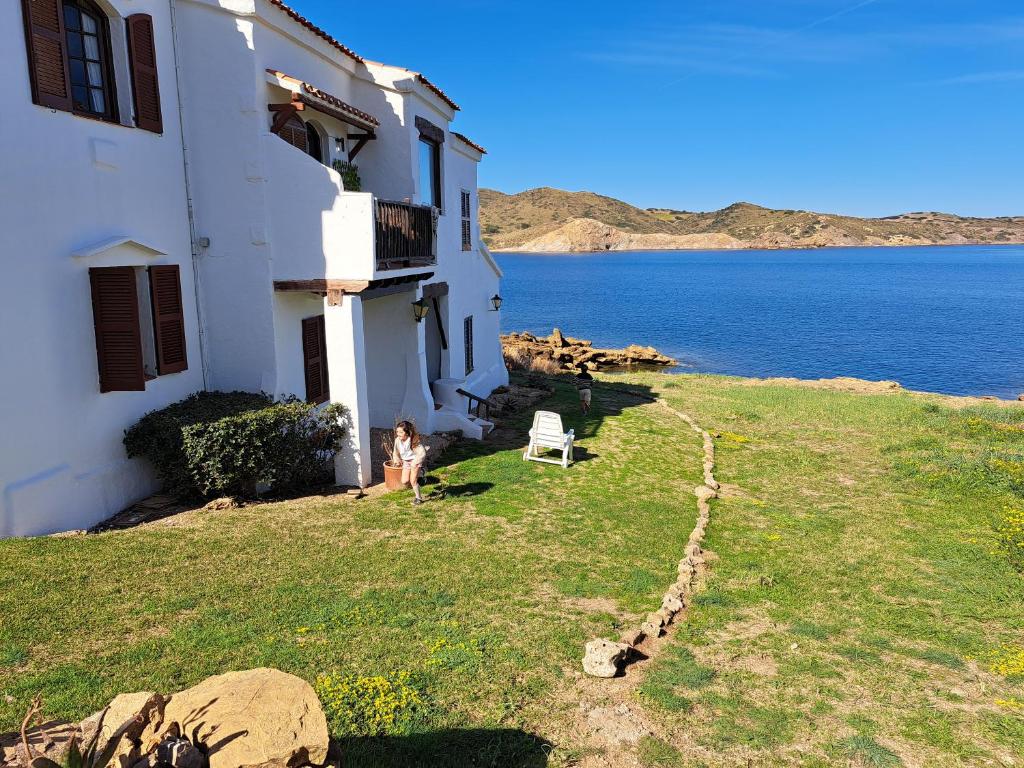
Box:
424;295;446;383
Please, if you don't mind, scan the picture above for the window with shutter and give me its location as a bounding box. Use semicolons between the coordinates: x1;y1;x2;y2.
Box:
21;0;72;111
126;14;162;132
460;190;472;251
89;267;145;392
463;315;474;375
302;315;329;404
149;264;188;374
277;114;308;153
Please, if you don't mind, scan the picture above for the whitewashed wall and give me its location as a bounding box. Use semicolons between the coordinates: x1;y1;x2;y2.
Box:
362;290;433;430
272;292;326;400
0;0;204;536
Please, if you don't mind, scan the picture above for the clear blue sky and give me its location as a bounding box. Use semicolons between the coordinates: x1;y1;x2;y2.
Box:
293;0;1022;217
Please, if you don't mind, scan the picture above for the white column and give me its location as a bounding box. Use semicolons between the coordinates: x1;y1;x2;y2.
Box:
325;295;371;488
403;288;437;432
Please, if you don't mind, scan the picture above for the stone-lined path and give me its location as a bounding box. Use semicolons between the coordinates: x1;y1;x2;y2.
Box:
572;399;721;766
583;400;719;678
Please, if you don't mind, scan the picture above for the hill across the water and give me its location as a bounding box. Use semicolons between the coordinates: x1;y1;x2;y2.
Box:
479;187;1024;252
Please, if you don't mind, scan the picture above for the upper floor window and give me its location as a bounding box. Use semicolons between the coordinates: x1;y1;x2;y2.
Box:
460;190;472;251
63;0;116;120
419;137;441;210
415;116;445;211
21;0;163;132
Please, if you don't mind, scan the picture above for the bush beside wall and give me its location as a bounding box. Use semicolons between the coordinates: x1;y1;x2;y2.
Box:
125;392;348;499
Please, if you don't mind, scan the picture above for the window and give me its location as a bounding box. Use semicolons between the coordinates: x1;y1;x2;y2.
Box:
460;190;472;251
463;315;474;375
89;265;187;392
305;121;326;163
278;113;308;153
302;315;329;404
21;0;163;131
63;0;115;119
419;137;441;210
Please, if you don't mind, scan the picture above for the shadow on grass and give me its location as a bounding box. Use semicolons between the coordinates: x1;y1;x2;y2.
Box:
334;727;552;767
431;481;494;498
429;371;657;475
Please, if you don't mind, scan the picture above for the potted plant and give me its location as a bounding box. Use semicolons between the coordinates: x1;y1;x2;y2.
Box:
381;429;405;490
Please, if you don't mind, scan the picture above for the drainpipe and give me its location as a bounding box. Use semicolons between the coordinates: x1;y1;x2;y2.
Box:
168;0;210;390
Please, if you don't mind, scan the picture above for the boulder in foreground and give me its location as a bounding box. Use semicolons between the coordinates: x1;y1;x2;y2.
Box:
2;668;328;768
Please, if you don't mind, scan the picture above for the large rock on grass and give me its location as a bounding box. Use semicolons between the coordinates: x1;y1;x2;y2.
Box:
161;668;328;768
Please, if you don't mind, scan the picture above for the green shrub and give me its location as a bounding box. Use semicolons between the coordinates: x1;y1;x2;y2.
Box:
124;391;271;494
125;392;347;498
182;399;347;497
331;160;361;191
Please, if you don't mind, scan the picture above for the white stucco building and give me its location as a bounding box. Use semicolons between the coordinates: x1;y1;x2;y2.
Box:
1;0;506;537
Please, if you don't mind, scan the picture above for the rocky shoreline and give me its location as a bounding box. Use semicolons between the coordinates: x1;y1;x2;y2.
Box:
502;329;676;372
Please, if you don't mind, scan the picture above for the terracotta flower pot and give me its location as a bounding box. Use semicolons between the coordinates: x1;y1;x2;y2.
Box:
383;461;405;490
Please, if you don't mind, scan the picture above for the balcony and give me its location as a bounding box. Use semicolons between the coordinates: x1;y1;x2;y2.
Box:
265;135;436;282
375;200;436;271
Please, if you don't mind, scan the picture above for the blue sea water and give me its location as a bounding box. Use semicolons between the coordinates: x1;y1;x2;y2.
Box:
494;245;1024;399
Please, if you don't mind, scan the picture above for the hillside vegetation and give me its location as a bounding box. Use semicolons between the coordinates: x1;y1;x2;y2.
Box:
480;187;1024;252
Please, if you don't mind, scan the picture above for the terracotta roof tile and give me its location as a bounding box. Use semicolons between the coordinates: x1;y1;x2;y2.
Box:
267;0;363;63
415;73;460;111
301;82;379;127
452;131;486;154
267;70;379;127
264;2;461;114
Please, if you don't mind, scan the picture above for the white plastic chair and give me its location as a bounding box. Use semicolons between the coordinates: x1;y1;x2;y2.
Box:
523;410;574;468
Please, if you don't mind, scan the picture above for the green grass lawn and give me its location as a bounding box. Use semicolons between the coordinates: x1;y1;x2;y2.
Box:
1;373;1022;766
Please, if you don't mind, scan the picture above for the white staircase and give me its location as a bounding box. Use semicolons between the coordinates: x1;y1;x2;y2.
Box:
430;378;494;439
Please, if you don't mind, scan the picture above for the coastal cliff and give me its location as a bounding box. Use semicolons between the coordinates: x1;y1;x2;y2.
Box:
480;187;1024;252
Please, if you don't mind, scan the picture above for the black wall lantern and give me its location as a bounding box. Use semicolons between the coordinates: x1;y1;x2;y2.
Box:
489;294;503;311
411;297;430;322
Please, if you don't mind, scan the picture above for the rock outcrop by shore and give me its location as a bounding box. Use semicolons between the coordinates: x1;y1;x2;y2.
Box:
502;329;675;372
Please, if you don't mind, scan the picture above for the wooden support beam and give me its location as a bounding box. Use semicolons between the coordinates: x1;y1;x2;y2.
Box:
348;133;373;161
431;296;448;350
360;282;418;301
422;281;449;299
274;279;370;293
268;100;304;134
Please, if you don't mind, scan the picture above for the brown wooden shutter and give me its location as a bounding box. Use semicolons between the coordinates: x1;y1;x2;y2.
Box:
461;191;472;250
279;114;308;152
464;315;474;375
302;315;329;404
149;265;188;374
89;267;145;392
21;0;72;111
126;14;162;133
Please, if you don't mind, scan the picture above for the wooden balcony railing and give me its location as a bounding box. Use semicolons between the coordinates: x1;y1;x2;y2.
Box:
375;199;436;271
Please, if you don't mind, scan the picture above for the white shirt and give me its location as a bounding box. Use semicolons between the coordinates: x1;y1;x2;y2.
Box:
397;437;416;462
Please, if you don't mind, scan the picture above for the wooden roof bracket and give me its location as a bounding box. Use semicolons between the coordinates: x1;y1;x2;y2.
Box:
347;132;375;161
268;98;304;134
